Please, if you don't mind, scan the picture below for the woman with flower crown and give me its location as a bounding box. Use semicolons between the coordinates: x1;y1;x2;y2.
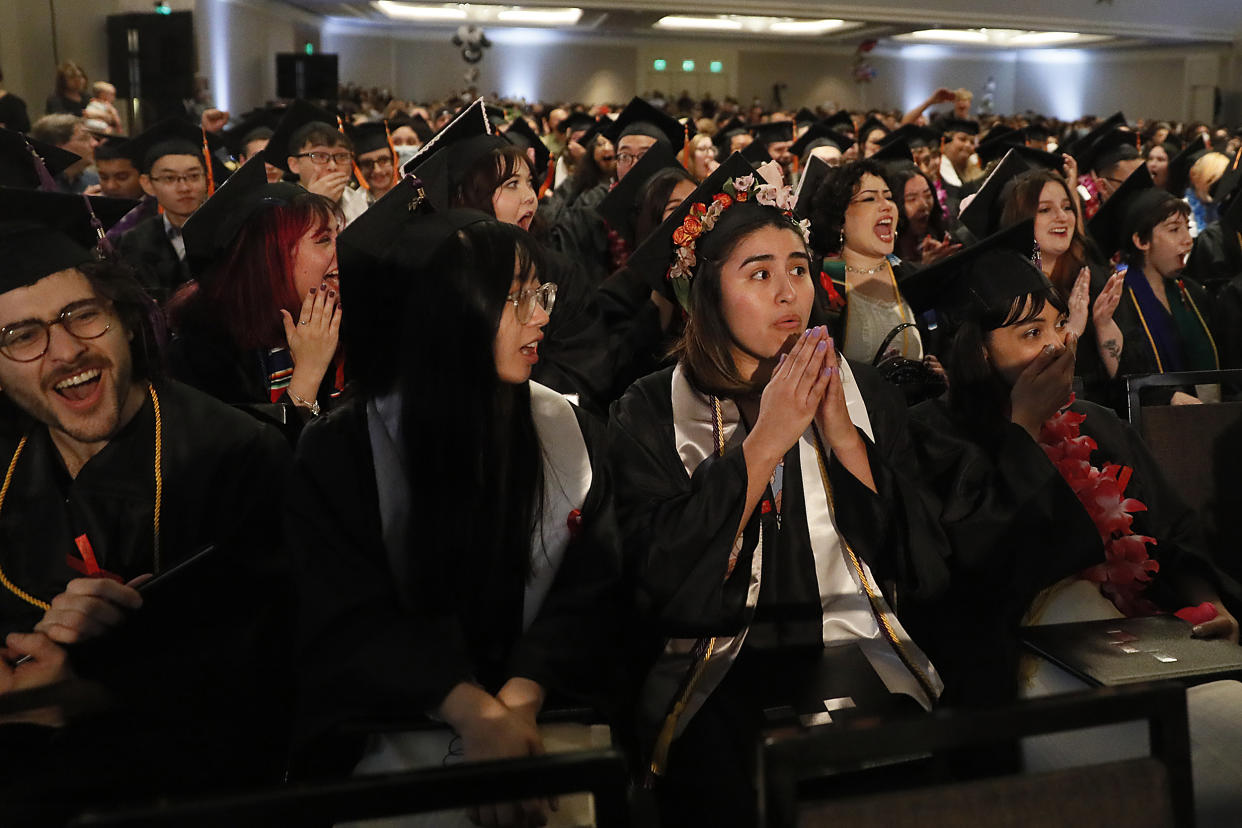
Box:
609;153;950;826
900;219;1242;825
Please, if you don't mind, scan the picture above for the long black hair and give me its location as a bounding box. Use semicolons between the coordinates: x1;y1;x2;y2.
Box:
944;286;1069;446
395;219;547;675
807;158;889;257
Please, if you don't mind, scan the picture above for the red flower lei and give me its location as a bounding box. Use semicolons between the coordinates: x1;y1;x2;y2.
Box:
1038;396;1160;617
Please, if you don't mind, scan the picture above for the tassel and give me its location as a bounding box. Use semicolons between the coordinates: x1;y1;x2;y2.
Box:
679;121;692;170
383;118;399;185
537;155;555;199
81;193;116;259
23;138;59;192
200;128;216;196
338;115;368;191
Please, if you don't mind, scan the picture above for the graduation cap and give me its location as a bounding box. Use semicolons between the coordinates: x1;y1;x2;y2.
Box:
712;116;749;156
596;142;682;244
957;148;1059;238
1165;134;1210;196
794;108;818;127
125;117;222;174
627;152;776;306
0;187;137;291
604;96;691;151
1078;127;1141;175
0;127;81;189
793;154;831;221
403;114;435;145
92;135;141;166
790;123;853;162
750;121;794;147
502;116;551;180
401;98;507;210
740;138;776;166
261;99;343;174
220;108;284;158
347;122;395;157
336;177;492;392
936;117;981;138
856;116;890;150
976;126;1024;165
180;155;305;280
560;112;596;137
1086;163;1155;258
1066;112;1127;162
902;218;1049;318
575;117;609;151
1020;123;1052;145
1220;162;1242;234
821;111;856;136
871;136;915;167
887;123;941;150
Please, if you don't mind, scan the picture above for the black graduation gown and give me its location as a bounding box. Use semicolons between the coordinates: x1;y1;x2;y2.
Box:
0;380;294;823
115;215;192;304
530;247;615;414
546;181;612;286
906;398;1242;709
286;394;624;776
1186;219;1242;298
609;362;948;824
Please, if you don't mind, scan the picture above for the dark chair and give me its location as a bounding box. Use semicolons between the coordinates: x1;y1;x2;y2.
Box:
1125;370;1242;581
69;747;629;828
759;682;1193;828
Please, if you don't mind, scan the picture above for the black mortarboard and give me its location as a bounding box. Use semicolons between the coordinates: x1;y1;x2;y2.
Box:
262;99;343;174
1066;112;1127;162
502;116;551;180
596;142;681;243
388;113;433;145
125;117;221;174
790;123;853;162
871;136;915;167
1078;127;1141;175
0;188;136;291
605;97;691;151
821;111;855;136
221;108;284;158
485;104;507;130
180;155;305;280
886;123;941;150
903;219;1049;317
976;126;1024;165
856;117;890;150
1020;123;1052;144
337;177;493;392
1086;163;1155;257
560;112;596;137
348;122;395;157
957;148;1057;238
936;117;981;137
1220;160;1242;233
402;98;507;210
1166;135;1210;197
750;121;794;147
627;152;765;304
0;127;81;189
576;118;609;151
93;135;141;166
794;154;831;221
712;117;749;156
794;108;818;127
740;138;776;166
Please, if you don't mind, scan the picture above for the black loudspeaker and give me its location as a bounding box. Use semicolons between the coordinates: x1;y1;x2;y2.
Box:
106;11;196;127
275;54;339;101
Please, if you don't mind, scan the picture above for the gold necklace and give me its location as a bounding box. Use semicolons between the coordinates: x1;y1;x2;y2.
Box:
0;383;164;611
844;260;889;275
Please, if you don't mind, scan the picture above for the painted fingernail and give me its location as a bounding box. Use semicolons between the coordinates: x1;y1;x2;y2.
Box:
778;353;787;364
328;290;336;298
804;328;813;338
816;340;827;352
309;287;317;294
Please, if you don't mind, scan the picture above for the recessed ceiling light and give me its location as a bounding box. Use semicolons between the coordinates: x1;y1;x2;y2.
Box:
767;19;846;35
373;1;468;21
496;7;582;24
905;28;990;43
655;16;745;32
897;28;1108;48
1008;31;1082;45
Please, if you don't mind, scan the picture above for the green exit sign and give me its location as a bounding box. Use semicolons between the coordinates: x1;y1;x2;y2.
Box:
710;60;723;73
653;58;667;71
305;42;315;55
682;59;695;72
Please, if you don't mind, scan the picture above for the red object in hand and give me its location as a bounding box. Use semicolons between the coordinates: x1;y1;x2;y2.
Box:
567;509;583;542
1175;602;1218;626
65;534;124;583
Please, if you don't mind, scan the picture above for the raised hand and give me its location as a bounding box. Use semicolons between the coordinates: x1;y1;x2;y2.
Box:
746;327;832;467
1010;333;1078;439
280;283;342;406
306;170;350;203
1066;268;1091;338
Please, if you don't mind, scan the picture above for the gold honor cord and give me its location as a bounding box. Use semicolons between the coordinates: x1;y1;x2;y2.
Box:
648;396;735;778
0;384;164;612
1128;287;1165;374
1177;281;1220;368
809;426;938;703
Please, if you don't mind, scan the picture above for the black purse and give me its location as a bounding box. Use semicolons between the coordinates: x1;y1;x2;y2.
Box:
871;322;946;406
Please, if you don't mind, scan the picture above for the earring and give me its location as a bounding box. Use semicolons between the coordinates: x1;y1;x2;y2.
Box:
839;230;845;247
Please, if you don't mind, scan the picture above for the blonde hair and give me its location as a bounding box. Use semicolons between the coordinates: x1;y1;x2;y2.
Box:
1189;151;1230;201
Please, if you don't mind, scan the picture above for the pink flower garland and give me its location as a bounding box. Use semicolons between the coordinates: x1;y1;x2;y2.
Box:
1038;396;1161;617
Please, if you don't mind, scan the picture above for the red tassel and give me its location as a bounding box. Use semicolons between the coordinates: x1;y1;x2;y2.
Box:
200;128;216;196
383;118;399;187
538;155;556;199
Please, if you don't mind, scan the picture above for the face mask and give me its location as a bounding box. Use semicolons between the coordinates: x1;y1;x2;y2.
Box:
395;145;420;169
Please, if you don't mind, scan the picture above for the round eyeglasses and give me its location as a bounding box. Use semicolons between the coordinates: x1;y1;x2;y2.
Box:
505;283;557;324
0;299;114;362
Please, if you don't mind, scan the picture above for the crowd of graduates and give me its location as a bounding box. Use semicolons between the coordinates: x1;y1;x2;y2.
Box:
1;67;1242;827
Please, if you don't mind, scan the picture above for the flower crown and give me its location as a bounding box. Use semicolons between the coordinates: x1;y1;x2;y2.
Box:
667;161;812;308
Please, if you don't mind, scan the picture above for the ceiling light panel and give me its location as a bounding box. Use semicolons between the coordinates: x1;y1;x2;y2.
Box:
373;2;582;26
654;15;857;36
